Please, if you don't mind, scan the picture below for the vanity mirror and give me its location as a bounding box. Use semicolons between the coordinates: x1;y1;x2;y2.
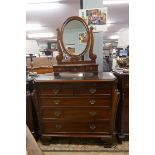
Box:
53;16;98;75
63;19;87;56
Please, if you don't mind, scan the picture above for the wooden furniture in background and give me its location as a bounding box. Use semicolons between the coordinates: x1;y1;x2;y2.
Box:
27;66;53;74
33;72;119;147
26;57;57;74
113;71;129;143
26;78;39;140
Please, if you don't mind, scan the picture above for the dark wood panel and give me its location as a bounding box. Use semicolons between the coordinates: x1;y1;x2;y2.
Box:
37;88;74;96
76;85;112;95
122;105;129;133
40;107;111;120
36;82;112;96
42;120;110;133
39;96;111;107
53;64;98;73
26;91;39;140
113;71;129;142
26;93;34;132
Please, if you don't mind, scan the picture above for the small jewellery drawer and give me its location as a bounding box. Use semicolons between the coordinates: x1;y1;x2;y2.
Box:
39;96;111;107
41;107;111;120
53;66;85;72
42;120;110;133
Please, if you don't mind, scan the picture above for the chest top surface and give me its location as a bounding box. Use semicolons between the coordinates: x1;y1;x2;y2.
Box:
34;72;116;83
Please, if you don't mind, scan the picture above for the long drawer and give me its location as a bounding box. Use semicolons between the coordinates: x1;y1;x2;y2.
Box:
39;96;112;107
40;107;111;120
36;82;112;96
42;119;110;133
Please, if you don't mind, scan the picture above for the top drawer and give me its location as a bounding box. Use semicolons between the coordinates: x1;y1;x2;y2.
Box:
36;82;113;96
77;83;112;95
36;83;74;95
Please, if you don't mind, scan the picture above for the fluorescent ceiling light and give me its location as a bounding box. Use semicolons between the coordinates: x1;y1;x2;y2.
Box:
27;32;54;38
119;28;129;32
26;0;61;4
103;0;129;5
26;27;43;31
109;35;119;39
49;38;57;41
107;20;116;26
26;24;44;31
107;23;111;27
26;24;42;27
26;2;61;11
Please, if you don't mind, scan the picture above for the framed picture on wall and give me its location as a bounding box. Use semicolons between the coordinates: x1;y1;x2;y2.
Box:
78;32;87;44
79;7;108;32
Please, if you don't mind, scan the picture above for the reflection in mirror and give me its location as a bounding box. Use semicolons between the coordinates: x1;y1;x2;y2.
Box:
63;20;87;56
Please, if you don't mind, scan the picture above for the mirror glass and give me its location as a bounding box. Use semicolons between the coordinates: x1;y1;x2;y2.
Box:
63;20;87;56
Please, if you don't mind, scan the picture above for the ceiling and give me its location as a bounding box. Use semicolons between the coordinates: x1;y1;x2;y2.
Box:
26;0;129;44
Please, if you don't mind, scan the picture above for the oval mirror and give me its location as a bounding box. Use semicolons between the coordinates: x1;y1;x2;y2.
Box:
62;17;90;56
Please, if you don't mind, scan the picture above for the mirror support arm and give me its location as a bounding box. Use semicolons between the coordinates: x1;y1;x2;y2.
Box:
56;28;63;64
89;27;97;62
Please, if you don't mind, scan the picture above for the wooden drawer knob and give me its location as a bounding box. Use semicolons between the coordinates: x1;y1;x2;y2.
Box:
53;100;60;105
52;89;60;94
89;100;96;105
89;88;96;94
55;124;62;130
90;124;96;130
54;111;62;117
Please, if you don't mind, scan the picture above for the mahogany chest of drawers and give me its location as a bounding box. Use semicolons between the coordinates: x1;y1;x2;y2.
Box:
34;72;119;146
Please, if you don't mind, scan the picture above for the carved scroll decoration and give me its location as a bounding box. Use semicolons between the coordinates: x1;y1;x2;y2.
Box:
56;28;63;64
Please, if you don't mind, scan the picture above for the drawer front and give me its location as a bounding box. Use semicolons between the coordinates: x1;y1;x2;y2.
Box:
39;96;112;107
77;83;112;95
85;65;98;71
36;82;113;96
42;120;110;133
53;66;85;72
41;107;111;120
37;83;74;95
68;66;85;72
38;89;74;96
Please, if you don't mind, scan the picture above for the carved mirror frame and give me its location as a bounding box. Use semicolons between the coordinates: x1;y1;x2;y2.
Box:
56;16;97;64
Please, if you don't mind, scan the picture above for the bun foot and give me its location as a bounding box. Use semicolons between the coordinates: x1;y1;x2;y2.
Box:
40;136;51;145
101;137;116;148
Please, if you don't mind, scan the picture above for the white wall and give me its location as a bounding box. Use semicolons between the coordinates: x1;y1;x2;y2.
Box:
117;28;129;49
83;0;104;72
38;42;48;51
